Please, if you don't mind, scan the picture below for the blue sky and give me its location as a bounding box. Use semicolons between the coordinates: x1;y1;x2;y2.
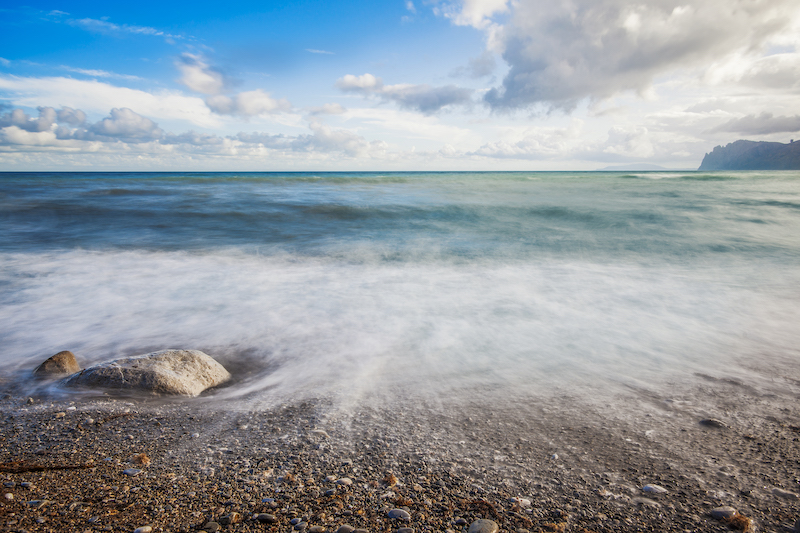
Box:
1;0;800;170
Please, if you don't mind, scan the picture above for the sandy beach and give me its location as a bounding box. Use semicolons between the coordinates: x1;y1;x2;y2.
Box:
2;372;799;533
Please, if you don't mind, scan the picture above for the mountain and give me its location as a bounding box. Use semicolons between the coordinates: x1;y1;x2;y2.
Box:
698;140;800;170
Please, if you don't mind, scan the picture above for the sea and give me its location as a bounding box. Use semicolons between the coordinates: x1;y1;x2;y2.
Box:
1;171;799;408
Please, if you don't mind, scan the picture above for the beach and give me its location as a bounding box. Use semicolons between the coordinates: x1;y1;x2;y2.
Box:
1;171;799;532
2;370;800;533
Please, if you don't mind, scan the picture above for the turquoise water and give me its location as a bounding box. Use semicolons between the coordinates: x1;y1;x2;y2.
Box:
1;171;799;403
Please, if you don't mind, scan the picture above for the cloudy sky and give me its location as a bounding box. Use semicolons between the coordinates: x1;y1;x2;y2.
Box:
1;0;800;171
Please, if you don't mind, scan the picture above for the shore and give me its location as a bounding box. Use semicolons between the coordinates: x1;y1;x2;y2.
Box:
1;375;799;533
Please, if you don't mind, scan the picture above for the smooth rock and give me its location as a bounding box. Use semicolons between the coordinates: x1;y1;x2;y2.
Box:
388;509;411;521
308;526;326;533
34;351;80;377
123;468;142;476
219;512;241;526
3;493;12;500
134;527;153;533
643;484;668;494
337;525;355;533
710;506;738;519
64;349;231;396
203;522;220;532
398;528;415;533
336;477;353;486
256;514;277;524
468;520;499;533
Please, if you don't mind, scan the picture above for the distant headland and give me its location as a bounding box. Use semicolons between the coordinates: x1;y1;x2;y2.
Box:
698;139;800;170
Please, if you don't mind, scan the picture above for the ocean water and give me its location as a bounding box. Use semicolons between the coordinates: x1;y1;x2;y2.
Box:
1;171;799;407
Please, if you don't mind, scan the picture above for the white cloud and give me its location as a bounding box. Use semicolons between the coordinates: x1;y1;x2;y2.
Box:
59;66;141;81
67;17;181;40
0;58;10;67
0;75;220;128
176;54;226;95
336;73;473;114
306;49;334;55
206;90;291;117
308;103;347;115
445;0;800;110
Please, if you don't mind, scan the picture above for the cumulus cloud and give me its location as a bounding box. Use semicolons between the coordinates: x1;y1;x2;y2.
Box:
0;105;384;159
206;89;291;117
336;73;473;114
87;108;163;141
176;54;227;95
451;0;800;110
710;112;800;135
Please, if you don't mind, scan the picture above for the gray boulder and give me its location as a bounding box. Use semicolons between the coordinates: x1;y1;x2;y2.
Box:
34;351;80;377
64;349;231;396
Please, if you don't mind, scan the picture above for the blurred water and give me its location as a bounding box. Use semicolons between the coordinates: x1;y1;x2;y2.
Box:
1;171;799;405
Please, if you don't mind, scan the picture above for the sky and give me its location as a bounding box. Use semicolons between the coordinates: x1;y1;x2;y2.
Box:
1;0;800;171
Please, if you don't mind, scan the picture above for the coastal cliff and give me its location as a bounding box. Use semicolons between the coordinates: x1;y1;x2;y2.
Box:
698;139;800;170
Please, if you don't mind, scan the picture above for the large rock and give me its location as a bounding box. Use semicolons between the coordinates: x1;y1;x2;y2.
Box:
34;351;80;377
64;349;231;396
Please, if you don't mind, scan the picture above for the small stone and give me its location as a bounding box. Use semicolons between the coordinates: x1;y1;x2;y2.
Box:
256;514;277;524
34;350;80;377
710;506;738;519
295;523;308;531
700;418;727;428
336;477;353;486
27;500;50;509
454;518;467;526
123;468;142;476
550;453;559;460
337;525;355;533
468;519;499;533
3;482;14;488
219;512;242;526
55;412;66;418
643;484;668;494
398;528;415;533
134;527;153;533
308;526;326;533
511;497;532;507
354;529;368;533
203;522;220;532
773;488;799;500
388;509;411;521
325;489;336;496
3;493;12;500
20;482;33;489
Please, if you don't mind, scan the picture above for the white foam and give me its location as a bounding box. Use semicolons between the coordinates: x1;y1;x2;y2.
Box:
1;249;798;407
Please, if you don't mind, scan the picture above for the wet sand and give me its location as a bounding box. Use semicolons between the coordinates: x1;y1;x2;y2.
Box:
1;375;800;533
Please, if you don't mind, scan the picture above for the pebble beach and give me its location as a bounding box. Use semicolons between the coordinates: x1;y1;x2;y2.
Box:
2;372;800;533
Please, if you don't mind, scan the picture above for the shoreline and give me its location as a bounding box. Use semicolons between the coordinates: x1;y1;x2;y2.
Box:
2;376;800;533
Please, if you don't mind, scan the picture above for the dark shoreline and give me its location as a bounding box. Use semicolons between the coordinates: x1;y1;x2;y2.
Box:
1;375;800;533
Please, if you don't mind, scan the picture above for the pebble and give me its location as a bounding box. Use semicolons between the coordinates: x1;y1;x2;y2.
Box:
336;477;353;486
54;412;66;418
133;527;153;533
20;482;33;489
3;493;12;500
219;512;241;525
202;522;220;532
122;468;142;476
337;525;355;533
511;497;532;507
700;418;727;428
388;509;412;521
3;482;14;488
643;484;668;494
398;528;415;533
27;500;49;509
710;506;738;519
468;519;499;533
454;518;467;526
256;513;277;523
309;526;326;533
